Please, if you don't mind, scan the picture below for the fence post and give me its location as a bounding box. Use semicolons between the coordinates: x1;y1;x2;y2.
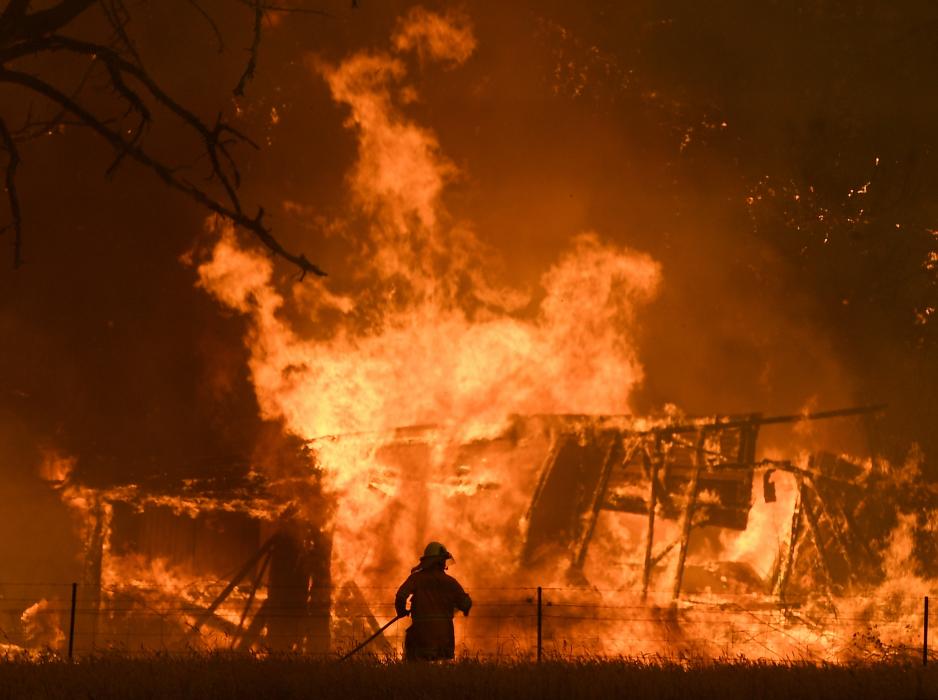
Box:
68;582;77;661
537;586;542;663
925;596;929;667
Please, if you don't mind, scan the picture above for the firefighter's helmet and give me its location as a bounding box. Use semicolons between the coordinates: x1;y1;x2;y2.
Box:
421;541;453;562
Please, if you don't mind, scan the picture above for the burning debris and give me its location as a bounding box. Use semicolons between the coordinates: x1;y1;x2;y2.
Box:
10;401;933;662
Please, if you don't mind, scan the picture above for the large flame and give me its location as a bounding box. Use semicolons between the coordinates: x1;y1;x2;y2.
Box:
192;5;666;652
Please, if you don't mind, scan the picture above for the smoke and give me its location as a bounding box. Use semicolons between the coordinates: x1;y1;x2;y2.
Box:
391;7;476;67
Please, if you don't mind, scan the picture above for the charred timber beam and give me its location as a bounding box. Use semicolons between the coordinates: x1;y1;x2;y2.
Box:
306;404;885;444
80;499;109;652
809;483;857;587
757;459;865;489
572;438;634;571
307;521;334;654
343;581;392;656
737;415;761;464
774;479;804;602
516;404;885;429
838;504;878;572
524;438;563;533
190;534;276;635
635;404;887;438
650;540;678;566
231;547;273;646
672;431;705;602
641;441;663;600
236;597;271;651
647;468;751;482
797;477;839;601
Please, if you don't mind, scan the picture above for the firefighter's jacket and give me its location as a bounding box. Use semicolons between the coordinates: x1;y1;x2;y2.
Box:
394;566;472;660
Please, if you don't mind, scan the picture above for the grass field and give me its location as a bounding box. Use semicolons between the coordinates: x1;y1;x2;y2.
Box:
1;655;937;700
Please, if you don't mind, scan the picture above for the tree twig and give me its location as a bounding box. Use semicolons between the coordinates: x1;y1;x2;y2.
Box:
0;67;325;277
0;1;328;276
0;116;23;268
234;0;264;97
184;0;224;52
12;57;97;141
98;0;143;67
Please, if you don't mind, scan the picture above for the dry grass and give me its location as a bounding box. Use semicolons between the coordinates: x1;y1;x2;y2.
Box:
0;653;936;700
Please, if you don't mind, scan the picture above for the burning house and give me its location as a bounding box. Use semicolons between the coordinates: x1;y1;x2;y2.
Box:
51;455;335;653
44;401;921;659
4;3;936;667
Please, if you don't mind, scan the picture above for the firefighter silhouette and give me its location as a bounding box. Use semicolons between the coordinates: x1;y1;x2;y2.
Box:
395;542;472;661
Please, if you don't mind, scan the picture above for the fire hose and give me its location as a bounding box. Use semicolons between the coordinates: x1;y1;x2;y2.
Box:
338;613;407;661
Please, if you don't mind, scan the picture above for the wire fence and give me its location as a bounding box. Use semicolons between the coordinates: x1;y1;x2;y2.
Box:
0;581;931;663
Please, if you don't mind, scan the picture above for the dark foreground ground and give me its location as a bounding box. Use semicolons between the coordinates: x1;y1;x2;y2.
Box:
1;655;937;700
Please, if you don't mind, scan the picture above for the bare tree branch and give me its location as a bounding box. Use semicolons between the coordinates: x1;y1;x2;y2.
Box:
230;0;336;98
0;2;328;276
0;66;325;277
98;0;144;68
12;59;96;141
101;56;150;176
0;116;23;269
38;35;257;209
234;0;264;97
184;0;225;53
0;0;97;44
